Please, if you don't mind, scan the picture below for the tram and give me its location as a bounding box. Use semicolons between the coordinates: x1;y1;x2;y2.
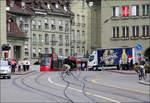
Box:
40;53;86;72
40;53;63;71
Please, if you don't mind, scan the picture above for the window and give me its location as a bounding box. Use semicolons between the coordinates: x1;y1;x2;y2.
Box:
82;31;85;43
82;16;85;25
21;2;25;8
77;30;80;41
65;35;69;46
33;34;36;43
77;15;80;24
45;34;49;44
82;47;85;56
59;48;63;56
122;26;129;37
64;6;67;11
55;4;59;8
112;26;119;38
132;5;139;16
112;6;119;17
71;48;74;56
32;20;36;29
59;35;63;46
65;20;69;32
39;35;42;43
10;0;14;7
38;20;42;30
8;22;10;32
45;48;49;54
65;49;69;57
132;26;139;37
59;20;63;31
47;3;50;9
33;48;36;57
51;34;56;45
77;47;80;53
122;6;129;17
142;25;149;37
71;30;75;42
51;19;55;30
44;19;49;30
142;4;149;16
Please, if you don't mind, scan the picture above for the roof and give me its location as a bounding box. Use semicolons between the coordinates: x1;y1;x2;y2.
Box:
7;13;26;39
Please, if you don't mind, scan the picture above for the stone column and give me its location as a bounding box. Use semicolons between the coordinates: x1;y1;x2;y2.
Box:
0;0;7;59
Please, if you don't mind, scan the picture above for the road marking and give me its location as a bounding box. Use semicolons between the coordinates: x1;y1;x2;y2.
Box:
92;79;150;95
48;77;120;103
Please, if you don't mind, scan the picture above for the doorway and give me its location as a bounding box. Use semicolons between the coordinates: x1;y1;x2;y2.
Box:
14;46;21;61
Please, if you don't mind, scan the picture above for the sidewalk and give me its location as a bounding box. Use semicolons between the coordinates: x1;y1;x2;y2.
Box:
12;65;40;75
108;70;136;75
107;70;150;86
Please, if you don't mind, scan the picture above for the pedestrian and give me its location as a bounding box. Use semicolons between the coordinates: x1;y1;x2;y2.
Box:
23;58;26;72
82;63;86;71
11;59;16;73
129;58;133;70
18;59;22;72
26;58;30;71
119;59;123;70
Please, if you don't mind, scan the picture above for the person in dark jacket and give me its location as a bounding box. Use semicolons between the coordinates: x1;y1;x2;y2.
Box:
63;56;74;74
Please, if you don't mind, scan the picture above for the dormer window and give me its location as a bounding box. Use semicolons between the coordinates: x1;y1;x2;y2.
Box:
21;2;25;9
64;6;67;11
10;0;14;7
55;4;59;8
47;3;50;9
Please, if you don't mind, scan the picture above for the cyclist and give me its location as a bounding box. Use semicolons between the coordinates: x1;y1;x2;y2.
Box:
139;58;146;76
63;56;74;75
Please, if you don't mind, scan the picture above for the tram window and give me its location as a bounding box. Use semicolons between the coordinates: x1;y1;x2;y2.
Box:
41;57;51;66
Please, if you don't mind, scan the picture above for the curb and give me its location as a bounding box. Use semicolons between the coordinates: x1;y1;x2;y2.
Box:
12;70;35;75
107;70;136;75
139;80;150;86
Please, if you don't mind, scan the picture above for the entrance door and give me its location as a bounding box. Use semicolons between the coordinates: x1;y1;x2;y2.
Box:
14;46;21;61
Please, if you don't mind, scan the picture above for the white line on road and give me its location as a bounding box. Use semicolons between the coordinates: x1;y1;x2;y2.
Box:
48;76;120;103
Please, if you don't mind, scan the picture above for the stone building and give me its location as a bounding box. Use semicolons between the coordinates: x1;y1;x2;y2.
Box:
6;0;32;61
25;0;73;63
87;0;150;59
70;0;88;58
5;0;73;64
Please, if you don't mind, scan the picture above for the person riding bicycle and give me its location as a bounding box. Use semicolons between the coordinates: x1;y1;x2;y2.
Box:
63;56;74;74
139;58;146;76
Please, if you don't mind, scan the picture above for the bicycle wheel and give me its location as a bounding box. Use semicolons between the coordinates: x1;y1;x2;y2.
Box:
143;73;147;80
138;72;142;80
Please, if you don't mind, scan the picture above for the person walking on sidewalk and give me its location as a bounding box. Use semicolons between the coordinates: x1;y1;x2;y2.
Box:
11;59;16;73
26;58;30;71
23;58;27;72
18;59;22;72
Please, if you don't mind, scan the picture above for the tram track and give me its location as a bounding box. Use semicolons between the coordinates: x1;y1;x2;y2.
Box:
12;71;72;103
62;73;147;103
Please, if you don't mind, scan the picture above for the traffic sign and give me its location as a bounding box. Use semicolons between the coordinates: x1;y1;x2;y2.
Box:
136;44;142;51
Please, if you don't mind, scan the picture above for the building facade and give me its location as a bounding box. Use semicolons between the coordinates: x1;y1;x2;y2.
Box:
0;0;7;59
4;0;73;64
88;0;150;58
70;0;89;58
26;0;73;63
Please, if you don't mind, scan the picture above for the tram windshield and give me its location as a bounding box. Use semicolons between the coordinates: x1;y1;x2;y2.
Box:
41;56;51;66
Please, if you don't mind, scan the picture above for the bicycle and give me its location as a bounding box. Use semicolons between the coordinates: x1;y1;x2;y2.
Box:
137;65;147;80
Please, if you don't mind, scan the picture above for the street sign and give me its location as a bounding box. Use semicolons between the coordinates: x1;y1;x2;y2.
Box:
136;44;142;51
